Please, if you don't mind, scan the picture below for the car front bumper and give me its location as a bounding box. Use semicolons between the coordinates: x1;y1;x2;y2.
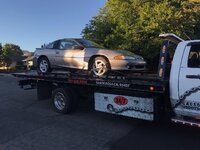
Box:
109;59;146;71
33;56;38;67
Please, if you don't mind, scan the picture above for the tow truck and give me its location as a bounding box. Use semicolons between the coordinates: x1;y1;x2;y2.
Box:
13;33;200;127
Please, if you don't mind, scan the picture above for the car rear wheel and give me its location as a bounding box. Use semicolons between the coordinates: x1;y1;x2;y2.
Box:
89;57;111;76
37;57;51;74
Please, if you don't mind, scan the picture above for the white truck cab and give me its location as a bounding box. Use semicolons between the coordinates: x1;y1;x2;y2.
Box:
170;40;200;120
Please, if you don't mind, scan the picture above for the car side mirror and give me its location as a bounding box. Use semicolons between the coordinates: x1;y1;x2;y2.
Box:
73;45;84;50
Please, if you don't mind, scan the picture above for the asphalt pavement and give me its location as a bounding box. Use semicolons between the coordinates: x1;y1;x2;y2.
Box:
0;74;200;150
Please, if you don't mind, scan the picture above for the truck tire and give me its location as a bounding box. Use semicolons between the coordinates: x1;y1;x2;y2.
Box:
52;87;74;114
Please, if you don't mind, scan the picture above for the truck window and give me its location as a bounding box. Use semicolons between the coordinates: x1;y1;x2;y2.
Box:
188;44;200;68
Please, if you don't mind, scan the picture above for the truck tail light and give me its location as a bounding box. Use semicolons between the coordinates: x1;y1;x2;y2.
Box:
159;68;163;77
150;86;155;91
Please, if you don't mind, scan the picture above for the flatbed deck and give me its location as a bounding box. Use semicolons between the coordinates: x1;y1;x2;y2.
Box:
13;71;167;94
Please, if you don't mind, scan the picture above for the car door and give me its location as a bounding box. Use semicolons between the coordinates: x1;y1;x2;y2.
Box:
41;41;58;67
178;42;200;117
56;39;86;69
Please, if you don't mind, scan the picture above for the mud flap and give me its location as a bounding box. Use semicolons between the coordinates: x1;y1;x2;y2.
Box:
37;81;52;100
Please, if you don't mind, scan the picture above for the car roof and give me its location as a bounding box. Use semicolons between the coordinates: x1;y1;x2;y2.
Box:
58;38;84;41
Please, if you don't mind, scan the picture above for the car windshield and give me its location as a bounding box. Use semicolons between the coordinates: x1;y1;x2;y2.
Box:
77;39;104;48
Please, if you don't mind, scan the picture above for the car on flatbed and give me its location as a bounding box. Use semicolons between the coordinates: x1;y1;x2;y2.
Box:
33;38;146;76
14;33;200;128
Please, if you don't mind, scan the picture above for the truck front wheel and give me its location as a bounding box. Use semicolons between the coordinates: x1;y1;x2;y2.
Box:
52;87;73;114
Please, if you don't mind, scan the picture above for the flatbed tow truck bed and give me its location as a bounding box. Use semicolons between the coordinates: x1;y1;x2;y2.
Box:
13;71;167;94
13;71;169;122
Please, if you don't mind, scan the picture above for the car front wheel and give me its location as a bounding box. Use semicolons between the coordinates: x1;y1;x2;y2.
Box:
37;57;51;74
89;57;111;76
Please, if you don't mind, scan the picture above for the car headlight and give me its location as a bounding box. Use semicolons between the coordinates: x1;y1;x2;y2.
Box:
114;55;137;60
124;56;136;60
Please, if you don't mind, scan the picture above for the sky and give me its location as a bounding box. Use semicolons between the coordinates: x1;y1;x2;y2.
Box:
0;0;106;52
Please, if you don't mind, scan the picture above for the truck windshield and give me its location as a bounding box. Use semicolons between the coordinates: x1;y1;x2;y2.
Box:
77;39;104;48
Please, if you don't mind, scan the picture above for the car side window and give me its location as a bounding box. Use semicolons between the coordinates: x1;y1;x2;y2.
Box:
46;42;54;49
59;40;78;50
188;44;200;68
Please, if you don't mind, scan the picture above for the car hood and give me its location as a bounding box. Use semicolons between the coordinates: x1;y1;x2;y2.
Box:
115;49;142;59
85;48;143;60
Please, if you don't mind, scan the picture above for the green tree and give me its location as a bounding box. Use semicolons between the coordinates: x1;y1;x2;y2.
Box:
82;0;200;70
0;43;3;67
0;43;2;52
2;43;23;68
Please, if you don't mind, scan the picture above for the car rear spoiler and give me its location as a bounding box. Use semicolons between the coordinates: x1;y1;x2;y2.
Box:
159;33;184;44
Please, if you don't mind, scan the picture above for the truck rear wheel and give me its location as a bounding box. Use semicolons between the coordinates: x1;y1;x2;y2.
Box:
52;87;74;114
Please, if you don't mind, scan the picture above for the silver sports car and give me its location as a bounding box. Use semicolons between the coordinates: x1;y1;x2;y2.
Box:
33;38;146;76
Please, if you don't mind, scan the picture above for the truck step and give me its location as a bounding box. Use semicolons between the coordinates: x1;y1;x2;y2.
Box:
171;117;200;128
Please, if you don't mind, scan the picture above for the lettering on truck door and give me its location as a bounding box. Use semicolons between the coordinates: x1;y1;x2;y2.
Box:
177;43;200;117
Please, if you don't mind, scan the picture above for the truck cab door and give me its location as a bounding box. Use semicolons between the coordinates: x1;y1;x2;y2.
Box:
177;43;200;117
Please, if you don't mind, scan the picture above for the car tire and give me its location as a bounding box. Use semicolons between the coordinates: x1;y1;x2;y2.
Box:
89;57;111;76
37;57;51;74
52;87;74;114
